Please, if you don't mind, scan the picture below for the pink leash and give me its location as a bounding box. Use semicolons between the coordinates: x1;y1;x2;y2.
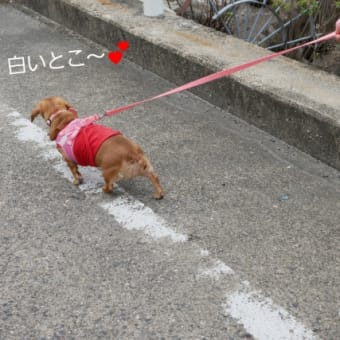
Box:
100;30;337;120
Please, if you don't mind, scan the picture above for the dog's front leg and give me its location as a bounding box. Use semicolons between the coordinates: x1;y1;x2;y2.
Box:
57;146;83;185
66;160;83;185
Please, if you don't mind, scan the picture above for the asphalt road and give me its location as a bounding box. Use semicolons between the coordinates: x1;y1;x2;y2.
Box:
0;4;339;339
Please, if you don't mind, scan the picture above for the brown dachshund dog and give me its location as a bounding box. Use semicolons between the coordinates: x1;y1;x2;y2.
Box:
31;97;164;199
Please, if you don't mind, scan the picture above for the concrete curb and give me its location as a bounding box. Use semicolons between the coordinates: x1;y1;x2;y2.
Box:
14;0;340;170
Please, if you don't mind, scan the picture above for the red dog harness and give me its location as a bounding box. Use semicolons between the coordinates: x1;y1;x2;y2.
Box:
56;115;121;166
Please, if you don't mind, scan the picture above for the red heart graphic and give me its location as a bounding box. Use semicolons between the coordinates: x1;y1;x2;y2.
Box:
108;51;123;64
117;40;129;51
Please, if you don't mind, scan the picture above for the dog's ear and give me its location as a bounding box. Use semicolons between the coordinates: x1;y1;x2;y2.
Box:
31;104;41;122
54;97;72;110
48;128;59;141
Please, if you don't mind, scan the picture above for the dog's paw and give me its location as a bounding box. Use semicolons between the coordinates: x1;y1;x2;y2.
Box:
102;185;113;193
153;191;164;200
73;177;83;185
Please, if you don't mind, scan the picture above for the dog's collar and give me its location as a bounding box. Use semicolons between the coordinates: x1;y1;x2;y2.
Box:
46;107;78;126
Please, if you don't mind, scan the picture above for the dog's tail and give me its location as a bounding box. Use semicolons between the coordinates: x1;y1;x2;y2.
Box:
138;157;149;171
137;155;155;174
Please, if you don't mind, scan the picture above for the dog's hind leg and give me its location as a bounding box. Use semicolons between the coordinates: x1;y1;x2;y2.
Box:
102;167;120;193
146;170;164;200
138;157;164;200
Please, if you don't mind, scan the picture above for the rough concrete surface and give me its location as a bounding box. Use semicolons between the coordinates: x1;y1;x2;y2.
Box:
0;3;339;340
13;0;340;171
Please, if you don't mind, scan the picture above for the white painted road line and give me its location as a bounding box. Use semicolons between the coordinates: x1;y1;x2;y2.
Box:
225;290;316;340
6;108;317;340
101;198;187;242
198;259;234;278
